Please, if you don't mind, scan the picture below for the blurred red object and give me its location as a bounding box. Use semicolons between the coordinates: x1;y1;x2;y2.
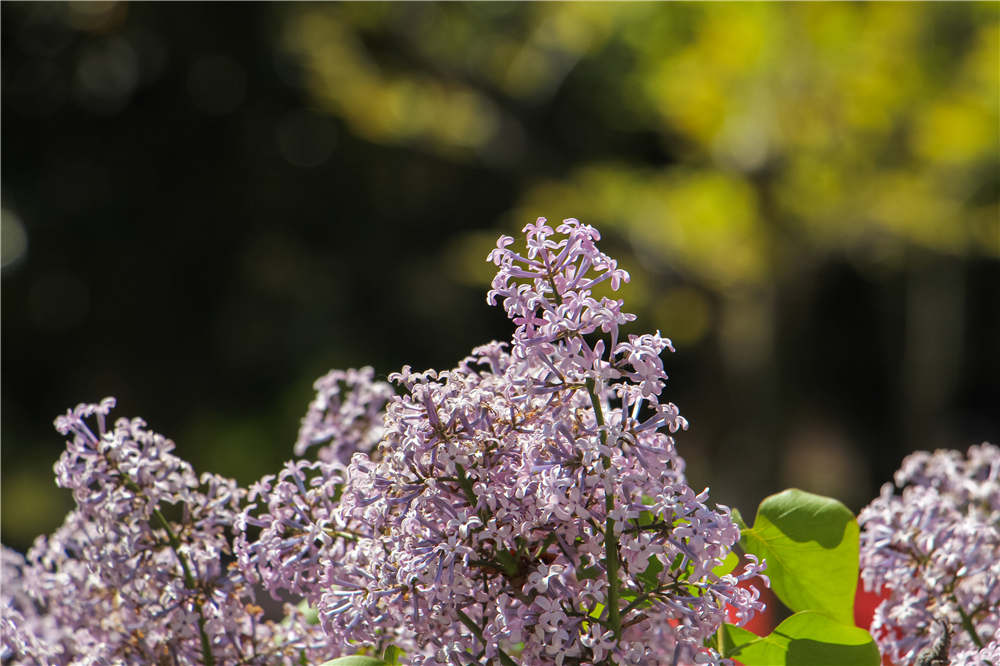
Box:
854;578;894;665
725;577;775;666
728;577;894;666
854;577;887;630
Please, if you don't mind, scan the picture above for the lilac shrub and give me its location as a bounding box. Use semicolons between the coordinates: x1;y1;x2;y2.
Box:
293;219;767;664
235;367;394;632
3;218;766;665
858;443;1000;664
231;367;395;616
2;399;331;665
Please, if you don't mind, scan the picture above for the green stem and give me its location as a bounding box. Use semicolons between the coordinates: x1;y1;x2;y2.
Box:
955;600;984;649
128;480;215;666
585;378;622;642
150;507;197;589
620;588;653;617
454;463;479;508
456;609;518;666
322;528;360;542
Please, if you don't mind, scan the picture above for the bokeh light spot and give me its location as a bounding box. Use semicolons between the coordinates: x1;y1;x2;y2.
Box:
1;208;28;269
74;37;139;114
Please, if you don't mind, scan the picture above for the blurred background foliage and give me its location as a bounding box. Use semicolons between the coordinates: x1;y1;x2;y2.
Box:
2;2;998;552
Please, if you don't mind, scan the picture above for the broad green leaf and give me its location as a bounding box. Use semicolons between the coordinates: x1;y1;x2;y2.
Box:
621;590;655;613
317;658;389;666
740;488;859;624
669;552;685;571
722;611;879;666
720;622;759;655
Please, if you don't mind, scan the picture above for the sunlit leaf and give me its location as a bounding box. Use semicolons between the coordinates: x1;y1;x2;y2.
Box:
317;657;389;666
722;611;879;666
740;489;859;624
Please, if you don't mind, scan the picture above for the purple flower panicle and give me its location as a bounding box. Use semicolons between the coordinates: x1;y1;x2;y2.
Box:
4;219;767;665
5;400;331;665
859;443;1000;663
315;219;766;665
295;366;394;463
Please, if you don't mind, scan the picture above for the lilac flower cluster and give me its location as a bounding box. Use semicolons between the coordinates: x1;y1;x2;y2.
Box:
2;399;331;666
858;443;1000;664
294;219;767;665
294;366;394;463
230;366;395;627
1;547;60;664
235;366;396;643
4;219;766;665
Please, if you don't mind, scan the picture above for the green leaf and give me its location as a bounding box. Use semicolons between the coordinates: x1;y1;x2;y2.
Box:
635;554;664;592
720;622;759;655
740;489;859;624
496;549;521;577
731;506;748;531
713;550;739;578
283;600;319;628
722;611;879;666
669;552;685;571
381;646;403;665
317;657;389;666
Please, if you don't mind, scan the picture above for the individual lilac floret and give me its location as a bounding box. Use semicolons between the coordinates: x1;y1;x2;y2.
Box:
858;443;1000;664
295;366;394;463
7;399;333;666
318;219;766;665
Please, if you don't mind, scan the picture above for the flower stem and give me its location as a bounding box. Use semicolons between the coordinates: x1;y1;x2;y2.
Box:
456;609;518;666
455;463;479;508
150;507;215;666
585;378;622;642
955;600;984;649
125;478;215;666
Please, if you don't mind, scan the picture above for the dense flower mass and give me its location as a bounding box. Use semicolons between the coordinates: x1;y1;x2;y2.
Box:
858;443;1000;664
236;366;395;609
2;400;331;666
294;366;394;463
301;218;767;664
3;218;766;665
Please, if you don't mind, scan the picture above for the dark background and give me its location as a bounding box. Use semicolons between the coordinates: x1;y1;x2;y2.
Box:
3;2;998;552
